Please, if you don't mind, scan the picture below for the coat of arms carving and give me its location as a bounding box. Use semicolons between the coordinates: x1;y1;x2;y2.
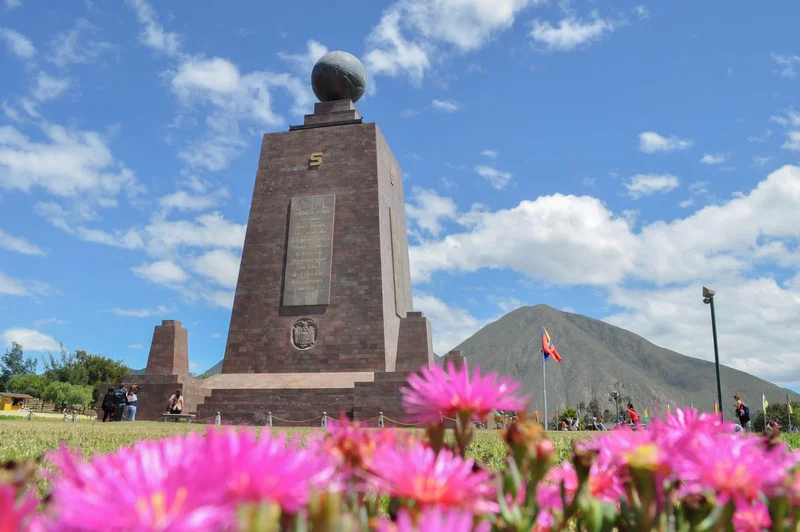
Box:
291;319;317;350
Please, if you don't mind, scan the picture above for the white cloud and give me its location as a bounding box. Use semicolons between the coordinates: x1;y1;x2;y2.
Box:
203;289;234;309
747;129;772;143
414;292;493;354
31;72;70;102
624;174;679;198
126;0;182;57
47;18;115;67
0;230;44;255
0;28;35;59
771;53;800;79
33;318;66;327
431;99;461;112
530;16;618;51
481;149;497;159
131;260;189;285
679;199;694;208
158;187;229;212
142;212;246;257
0;271;49;297
638;131;693;153
634;5;649;19
475;165;512;190
113;305;173;317
0;123;139;201
771;110;800;151
277;39;328;75
211;333;222;339
364;0;542;82
191;249;240;288
699;153;728;165
752;156;773;167
2;327;60;352
400;108;420;117
128;344;145;349
405;187;458;236
5;0;22;9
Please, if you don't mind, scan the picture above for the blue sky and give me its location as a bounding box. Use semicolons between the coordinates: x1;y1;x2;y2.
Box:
1;0;800;392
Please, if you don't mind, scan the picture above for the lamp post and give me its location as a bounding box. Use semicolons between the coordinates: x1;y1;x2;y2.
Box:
611;391;620;423
703;286;723;421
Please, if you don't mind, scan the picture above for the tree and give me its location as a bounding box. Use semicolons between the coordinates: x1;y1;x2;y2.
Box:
588;397;602;419
6;374;48;398
42;348;129;405
0;342;37;391
42;348;89;386
752;403;800;432
41;381;93;410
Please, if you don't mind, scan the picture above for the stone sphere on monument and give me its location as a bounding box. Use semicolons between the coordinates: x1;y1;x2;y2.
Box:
311;51;368;103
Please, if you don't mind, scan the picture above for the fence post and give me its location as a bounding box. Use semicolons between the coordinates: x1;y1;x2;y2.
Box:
72;413;77;423
62;412;68;422
378;411;384;428
268;411;273;428
322;411;327;428
27;411;33;421
215;412;221;426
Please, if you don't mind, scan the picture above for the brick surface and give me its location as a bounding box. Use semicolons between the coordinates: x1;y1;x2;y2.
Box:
97;375;210;422
145;320;189;376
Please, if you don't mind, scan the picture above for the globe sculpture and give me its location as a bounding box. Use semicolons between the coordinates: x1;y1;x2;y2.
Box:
311;51;368;103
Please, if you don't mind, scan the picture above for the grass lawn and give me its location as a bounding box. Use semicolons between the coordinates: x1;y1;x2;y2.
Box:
1;418;796;471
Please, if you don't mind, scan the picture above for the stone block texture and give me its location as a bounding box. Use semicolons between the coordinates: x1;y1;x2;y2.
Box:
222;101;421;374
395;312;435;372
145;320;189;376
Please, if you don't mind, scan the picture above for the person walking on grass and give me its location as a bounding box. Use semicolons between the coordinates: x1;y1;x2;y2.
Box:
100;387;115;422
734;395;751;432
125;384;139;422
112;385;127;422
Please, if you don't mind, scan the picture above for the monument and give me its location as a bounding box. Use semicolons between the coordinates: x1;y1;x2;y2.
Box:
192;51;435;424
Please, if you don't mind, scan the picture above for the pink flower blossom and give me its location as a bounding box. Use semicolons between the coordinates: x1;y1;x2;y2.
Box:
311;417;402;477
46;428;338;530
369;444;498;513
380;508;491;532
537;461;624;511
0;484;38;532
401;360;527;424
732;502;772;532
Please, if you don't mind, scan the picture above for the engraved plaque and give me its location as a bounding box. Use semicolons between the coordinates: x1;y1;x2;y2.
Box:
283;194;335;306
390;208;407;317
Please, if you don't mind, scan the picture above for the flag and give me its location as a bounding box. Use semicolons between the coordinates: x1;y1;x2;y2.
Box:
666;405;671;415
643;408;649;422
762;394;769;410
541;327;563;363
714;401;719;415
788;392;793;415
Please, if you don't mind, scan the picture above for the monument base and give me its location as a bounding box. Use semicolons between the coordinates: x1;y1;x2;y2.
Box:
97;373;211;421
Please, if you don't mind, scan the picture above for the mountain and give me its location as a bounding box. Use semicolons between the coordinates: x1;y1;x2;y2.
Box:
450;304;799;419
200;360;223;378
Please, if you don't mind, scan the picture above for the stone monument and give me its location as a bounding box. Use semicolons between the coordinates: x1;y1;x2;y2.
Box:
195;51;435;425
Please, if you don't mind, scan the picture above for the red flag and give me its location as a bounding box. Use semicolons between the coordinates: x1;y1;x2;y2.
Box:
541;327;563;363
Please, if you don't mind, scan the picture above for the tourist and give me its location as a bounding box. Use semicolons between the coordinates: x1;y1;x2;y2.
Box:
626;403;641;429
167;390;184;419
734;395;751;432
100;387;115;422
112;385;127;422
592;417;607;431
561;419;568;431
125;385;138;422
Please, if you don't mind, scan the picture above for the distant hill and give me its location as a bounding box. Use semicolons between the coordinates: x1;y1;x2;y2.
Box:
200;360;223;378
449;304;799;418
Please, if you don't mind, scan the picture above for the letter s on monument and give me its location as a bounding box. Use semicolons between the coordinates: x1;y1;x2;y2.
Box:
309;152;323;167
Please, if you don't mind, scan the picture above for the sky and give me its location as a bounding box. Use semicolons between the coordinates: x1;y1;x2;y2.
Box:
1;0;800;392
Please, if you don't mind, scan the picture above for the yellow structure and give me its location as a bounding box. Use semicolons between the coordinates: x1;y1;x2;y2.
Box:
0;392;32;411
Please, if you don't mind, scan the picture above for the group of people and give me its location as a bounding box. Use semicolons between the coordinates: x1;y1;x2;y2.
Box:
734;394;783;435
100;384;139;422
561;402;640;431
100;385;185;422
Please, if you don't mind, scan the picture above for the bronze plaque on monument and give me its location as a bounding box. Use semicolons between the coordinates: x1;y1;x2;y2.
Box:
390;207;407;317
283;194;336;306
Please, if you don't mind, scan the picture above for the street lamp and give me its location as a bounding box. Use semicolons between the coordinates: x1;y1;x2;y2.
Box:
611;391;620;422
703;286;723;421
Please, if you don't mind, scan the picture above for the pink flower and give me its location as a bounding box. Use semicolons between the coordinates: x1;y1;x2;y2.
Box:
46;428;338;530
0;484;38;532
380;508;491;532
537;461;624;511
674;434;791;508
311;416;401;477
401;360;527;424
732;502;772;532
369;444;498;513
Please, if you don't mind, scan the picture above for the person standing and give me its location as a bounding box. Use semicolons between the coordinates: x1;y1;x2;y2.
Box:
125;384;138;422
734;395;751;432
112;385;127;422
100;387;115;422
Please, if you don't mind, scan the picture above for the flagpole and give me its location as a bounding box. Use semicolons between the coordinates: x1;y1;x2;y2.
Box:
542;349;548;431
